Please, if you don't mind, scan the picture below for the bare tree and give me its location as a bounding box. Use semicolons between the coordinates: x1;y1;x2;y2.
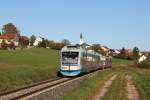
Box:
61;39;70;46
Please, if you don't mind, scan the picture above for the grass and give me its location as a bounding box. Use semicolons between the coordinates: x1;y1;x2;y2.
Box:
61;58;150;100
60;69;114;100
1;50;150;100
137;57;150;69
0;48;60;91
112;59;150;100
60;58;137;100
112;58;134;66
102;73;128;100
130;68;150;100
60;58;134;100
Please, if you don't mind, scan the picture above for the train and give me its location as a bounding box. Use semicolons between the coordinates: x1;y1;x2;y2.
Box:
58;45;112;76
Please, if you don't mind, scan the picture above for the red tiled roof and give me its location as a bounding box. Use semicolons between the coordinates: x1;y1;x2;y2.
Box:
0;33;18;39
0;36;10;39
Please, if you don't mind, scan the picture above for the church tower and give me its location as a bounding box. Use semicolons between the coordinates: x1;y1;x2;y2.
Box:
79;33;84;45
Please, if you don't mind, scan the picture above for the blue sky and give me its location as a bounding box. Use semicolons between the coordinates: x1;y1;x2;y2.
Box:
0;0;150;51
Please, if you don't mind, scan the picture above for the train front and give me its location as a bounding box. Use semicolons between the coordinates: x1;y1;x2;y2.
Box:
59;49;81;76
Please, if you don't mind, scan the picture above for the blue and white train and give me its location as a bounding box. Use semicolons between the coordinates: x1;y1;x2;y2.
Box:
58;45;112;76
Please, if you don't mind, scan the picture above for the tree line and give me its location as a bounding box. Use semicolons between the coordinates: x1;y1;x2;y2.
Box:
0;23;70;50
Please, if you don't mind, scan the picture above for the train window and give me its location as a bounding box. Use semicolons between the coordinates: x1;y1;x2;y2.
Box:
87;53;93;61
62;52;79;64
93;55;99;62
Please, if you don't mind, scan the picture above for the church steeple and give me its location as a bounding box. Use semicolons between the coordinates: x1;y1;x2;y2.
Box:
80;33;83;39
79;33;84;45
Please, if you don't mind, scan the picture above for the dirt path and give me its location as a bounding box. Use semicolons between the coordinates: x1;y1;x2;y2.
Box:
126;75;140;100
93;74;117;100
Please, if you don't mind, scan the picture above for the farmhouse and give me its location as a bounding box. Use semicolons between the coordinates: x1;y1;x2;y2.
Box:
0;33;19;48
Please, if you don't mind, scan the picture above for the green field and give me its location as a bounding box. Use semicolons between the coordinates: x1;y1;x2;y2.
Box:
61;58;150;100
0;48;60;91
131;68;150;100
112;58;134;66
0;49;150;100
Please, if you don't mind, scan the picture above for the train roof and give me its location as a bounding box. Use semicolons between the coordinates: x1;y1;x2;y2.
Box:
61;45;103;57
61;45;85;52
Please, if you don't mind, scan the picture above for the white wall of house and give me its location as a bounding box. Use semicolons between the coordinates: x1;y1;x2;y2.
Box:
139;55;147;62
33;37;42;46
0;39;10;44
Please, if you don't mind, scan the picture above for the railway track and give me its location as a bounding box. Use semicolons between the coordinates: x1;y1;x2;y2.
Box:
0;77;72;100
0;69;101;100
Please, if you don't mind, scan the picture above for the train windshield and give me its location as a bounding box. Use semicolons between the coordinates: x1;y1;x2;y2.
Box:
62;52;79;64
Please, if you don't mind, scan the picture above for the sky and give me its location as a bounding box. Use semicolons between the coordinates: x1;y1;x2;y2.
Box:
0;0;150;51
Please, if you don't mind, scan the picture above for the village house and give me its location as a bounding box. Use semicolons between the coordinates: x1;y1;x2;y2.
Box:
139;55;147;62
109;49;120;56
138;51;150;62
0;33;19;48
100;45;110;52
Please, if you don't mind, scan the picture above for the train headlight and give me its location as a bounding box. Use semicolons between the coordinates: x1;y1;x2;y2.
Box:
61;66;69;70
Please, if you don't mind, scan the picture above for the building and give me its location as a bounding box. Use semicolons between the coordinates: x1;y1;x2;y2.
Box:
139;55;147;62
79;33;84;45
0;33;19;48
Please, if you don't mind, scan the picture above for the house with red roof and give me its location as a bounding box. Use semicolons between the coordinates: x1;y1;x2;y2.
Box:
0;33;19;48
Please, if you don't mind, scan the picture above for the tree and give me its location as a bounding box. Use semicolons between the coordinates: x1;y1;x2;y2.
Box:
51;42;64;50
133;47;140;59
38;38;47;48
61;39;70;46
91;44;100;53
47;40;54;47
0;32;1;36
2;23;20;34
121;47;126;54
117;47;126;59
90;44;106;55
19;36;29;47
30;35;36;46
148;53;150;57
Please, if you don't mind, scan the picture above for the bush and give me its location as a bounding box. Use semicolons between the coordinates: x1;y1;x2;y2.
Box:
138;57;150;68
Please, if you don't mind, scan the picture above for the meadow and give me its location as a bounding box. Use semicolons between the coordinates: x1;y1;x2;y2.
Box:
0;48;60;91
0;49;150;100
61;58;150;100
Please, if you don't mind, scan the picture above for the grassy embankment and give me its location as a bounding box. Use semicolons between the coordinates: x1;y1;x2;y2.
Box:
0;48;60;91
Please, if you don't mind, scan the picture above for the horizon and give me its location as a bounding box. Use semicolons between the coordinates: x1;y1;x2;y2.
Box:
0;0;150;51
